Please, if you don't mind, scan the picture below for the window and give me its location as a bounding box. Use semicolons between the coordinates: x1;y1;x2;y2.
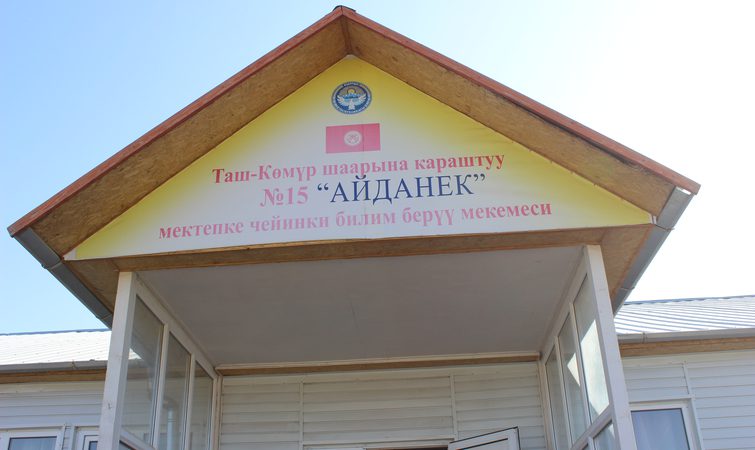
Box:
541;260;625;450
123;296;164;443
75;431;98;450
7;437;57;450
113;281;216;450
0;430;61;450
573;280;608;420
188;363;213;450
593;423;615;450
158;335;191;450
558;315;587;439
631;404;697;450
545;348;570;450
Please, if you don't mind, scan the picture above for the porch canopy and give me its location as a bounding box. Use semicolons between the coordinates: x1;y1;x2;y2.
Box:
9;6;698;377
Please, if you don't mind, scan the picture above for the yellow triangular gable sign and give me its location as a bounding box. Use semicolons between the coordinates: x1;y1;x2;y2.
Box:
69;57;650;260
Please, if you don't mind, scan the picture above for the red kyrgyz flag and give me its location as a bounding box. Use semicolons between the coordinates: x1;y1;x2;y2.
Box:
325;123;381;153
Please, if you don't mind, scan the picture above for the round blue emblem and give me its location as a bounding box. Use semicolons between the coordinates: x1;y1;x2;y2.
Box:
332;81;372;114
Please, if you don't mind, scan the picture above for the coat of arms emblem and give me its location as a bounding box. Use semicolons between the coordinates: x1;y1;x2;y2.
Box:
332;81;371;114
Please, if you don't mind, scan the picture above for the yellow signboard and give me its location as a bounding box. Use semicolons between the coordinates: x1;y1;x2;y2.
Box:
69;57;651;260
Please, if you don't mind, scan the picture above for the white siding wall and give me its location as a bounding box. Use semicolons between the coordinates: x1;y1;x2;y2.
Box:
2;349;753;450
453;365;545;449
0;381;104;450
623;350;755;450
220;363;547;450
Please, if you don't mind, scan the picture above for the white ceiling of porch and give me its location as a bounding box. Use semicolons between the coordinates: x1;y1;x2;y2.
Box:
140;246;581;366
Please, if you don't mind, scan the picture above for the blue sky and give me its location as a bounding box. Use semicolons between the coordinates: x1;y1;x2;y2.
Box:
2;1;754;333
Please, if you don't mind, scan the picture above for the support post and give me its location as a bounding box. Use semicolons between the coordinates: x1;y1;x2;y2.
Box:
584;246;637;450
98;272;137;450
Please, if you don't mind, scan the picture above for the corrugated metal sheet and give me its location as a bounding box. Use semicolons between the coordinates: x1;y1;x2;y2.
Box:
0;329;110;366
615;295;755;334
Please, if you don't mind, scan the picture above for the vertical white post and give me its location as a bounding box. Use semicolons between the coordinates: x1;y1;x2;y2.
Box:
153;326;171;448
584;246;637;450
99;272;137;450
183;355;196;450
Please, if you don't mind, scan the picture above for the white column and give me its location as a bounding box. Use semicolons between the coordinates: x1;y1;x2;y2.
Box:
584;246;637;450
98;272;137;450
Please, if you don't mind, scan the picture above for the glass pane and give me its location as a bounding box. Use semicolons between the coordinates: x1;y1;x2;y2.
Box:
87;442;98;450
158;334;191;450
574;279;609;419
632;408;691;450
188;363;214;450
9;437;57;450
594;423;615;450
546;349;570;450
558;315;587;440
123;296;164;443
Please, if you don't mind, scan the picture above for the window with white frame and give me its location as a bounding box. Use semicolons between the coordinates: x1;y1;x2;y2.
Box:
0;430;62;450
73;427;99;450
118;287;216;450
80;434;98;450
631;403;698;450
543;274;615;450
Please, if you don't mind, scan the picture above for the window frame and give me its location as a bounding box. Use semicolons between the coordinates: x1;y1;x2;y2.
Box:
630;401;700;450
541;271;614;450
540;247;634;450
0;429;64;450
73;428;99;450
82;435;98;450
101;273;219;450
122;280;218;450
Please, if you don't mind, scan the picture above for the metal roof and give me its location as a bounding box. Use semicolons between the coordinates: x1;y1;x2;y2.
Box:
0;329;110;369
1;296;753;369
614;295;755;335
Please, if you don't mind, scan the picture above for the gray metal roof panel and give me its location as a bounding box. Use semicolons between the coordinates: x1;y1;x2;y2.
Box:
0;329;111;366
615;295;755;334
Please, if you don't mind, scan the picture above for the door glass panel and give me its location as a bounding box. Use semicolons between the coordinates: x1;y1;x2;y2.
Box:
123;296;164;443
558;315;587;439
188;363;214;450
448;428;519;450
8;437;57;450
632;408;691;450
545;349;570;450
158;334;191;450
574;280;609;420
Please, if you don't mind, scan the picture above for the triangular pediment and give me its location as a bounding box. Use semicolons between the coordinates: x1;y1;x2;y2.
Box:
9;7;698;312
69;57;650;260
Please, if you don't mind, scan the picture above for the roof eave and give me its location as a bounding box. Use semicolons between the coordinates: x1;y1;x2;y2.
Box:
7;6;352;238
340;7;700;196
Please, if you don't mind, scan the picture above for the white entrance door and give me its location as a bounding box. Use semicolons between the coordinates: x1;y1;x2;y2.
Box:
448;428;520;450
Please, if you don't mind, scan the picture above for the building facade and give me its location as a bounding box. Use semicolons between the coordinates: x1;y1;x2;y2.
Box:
6;6;733;450
3;297;754;450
